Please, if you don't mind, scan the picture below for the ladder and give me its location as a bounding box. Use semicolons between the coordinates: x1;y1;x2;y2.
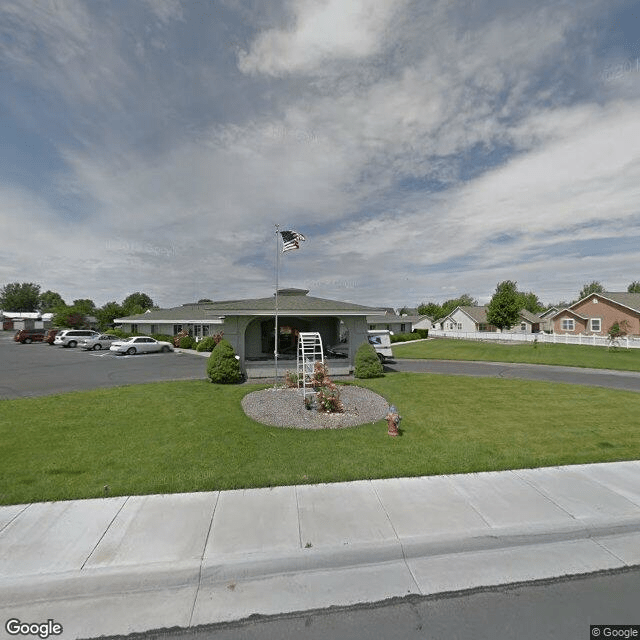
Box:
297;332;324;400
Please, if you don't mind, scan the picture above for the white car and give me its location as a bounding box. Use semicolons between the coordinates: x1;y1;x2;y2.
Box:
79;334;121;350
109;336;175;355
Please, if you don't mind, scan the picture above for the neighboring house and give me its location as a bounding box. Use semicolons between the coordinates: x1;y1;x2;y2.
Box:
440;306;498;332
551;292;640;337
367;315;418;334
538;307;560;333
439;306;542;333
1;311;54;330
115;288;386;377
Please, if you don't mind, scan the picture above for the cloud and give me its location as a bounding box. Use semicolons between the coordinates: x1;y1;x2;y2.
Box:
238;0;405;76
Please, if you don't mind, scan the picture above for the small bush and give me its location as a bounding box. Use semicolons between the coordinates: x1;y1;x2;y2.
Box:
179;335;197;349
207;339;242;384
285;370;299;388
196;331;224;352
310;362;343;413
105;328;130;338
151;334;174;344
354;342;384;379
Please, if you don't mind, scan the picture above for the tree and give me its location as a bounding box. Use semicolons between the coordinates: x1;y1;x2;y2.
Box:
122;292;154;316
0;282;41;312
486;280;521;330
417;302;444;319
578;281;604;300
52;305;86;329
96;301;123;330
73;299;96;316
628;282;640;293
38;290;66;313
207;339;242;383
418;294;478;321
516;291;544;314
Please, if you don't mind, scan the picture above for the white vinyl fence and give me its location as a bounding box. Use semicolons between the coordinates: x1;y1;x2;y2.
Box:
428;329;640;349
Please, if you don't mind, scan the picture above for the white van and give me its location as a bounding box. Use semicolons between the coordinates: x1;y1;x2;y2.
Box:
54;329;99;348
367;329;393;363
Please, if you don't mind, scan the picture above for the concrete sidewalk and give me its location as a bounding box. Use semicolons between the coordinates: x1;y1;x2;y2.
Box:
1;462;639;639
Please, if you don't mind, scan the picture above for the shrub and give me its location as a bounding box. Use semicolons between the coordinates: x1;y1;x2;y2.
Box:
310;362;343;413
151;334;174;344
207;339;242;384
354;342;384;379
195;331;224;352
173;330;189;347
179;335;197;349
105;328;130;338
285;370;299;388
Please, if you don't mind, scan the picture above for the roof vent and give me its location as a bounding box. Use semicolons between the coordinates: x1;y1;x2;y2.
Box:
275;288;309;296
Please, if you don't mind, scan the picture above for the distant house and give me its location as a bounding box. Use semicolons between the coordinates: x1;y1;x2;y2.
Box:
0;311;54;331
115;288;386;377
551;292;640;337
439;306;541;333
538;307;560;333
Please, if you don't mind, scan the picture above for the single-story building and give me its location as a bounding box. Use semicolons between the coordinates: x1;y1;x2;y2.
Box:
367;314;428;334
439;306;542;333
1;311;54;331
551;292;640;336
115;288;387;377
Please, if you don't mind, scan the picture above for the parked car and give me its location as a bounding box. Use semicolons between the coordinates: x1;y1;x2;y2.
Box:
109;336;175;355
13;329;46;344
54;329;99;348
79;334;121;351
43;329;61;344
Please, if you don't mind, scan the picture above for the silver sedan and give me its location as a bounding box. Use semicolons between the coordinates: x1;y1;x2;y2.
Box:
79;334;121;351
109;336;175;355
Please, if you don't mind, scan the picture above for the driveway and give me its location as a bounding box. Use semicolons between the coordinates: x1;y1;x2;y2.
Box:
388;358;640;393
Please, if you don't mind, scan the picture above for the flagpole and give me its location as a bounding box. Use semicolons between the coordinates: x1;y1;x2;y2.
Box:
274;224;280;388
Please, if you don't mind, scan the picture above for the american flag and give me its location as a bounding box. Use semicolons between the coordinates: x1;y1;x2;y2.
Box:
280;230;306;253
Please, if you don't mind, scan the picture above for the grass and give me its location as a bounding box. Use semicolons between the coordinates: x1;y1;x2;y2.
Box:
393;338;640;371
1;374;639;505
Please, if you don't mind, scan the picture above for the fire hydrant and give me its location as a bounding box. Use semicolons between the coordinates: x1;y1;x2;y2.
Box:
386;404;401;437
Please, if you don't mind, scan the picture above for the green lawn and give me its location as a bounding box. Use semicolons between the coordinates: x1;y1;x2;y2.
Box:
393;338;640;371
1;374;638;505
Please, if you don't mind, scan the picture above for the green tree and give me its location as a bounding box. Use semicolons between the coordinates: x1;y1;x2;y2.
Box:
354;342;384;379
53;305;86;329
417;302;443;319
122;292;154;316
578;281;604;300
207;339;242;383
487;280;521;330
73;299;96;316
628;282;640;293
96;301;123;330
0;282;41;311
38;290;66;312
516;291;544;314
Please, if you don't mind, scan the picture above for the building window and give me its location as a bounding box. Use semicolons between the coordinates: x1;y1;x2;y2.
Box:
173;324;183;335
561;318;574;331
400;323;406;332
590;318;602;333
150;324;157;334
131;323;138;333
202;325;210;337
520;323;527;331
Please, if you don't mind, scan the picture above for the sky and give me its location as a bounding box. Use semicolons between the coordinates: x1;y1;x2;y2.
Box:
1;0;639;310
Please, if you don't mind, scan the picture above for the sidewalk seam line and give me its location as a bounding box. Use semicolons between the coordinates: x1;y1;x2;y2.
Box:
80;496;130;570
0;503;31;535
510;469;581;521
188;491;220;627
445;475;493;528
371;480;423;595
295;484;303;549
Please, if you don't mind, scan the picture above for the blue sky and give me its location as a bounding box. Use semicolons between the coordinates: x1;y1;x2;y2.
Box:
1;0;639;309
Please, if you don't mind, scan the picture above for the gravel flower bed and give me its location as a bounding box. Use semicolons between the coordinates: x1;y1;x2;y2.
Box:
241;385;390;429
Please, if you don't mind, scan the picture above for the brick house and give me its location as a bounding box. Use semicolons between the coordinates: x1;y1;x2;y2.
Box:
551;292;640;337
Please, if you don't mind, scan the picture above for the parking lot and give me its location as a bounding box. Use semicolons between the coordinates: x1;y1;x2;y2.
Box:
0;332;208;399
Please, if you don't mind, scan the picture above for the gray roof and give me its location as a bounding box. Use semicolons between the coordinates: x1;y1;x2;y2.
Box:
115;289;385;323
593;292;640;313
449;306;542;325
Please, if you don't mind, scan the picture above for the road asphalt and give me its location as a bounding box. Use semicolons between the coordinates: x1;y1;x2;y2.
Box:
1;461;639;639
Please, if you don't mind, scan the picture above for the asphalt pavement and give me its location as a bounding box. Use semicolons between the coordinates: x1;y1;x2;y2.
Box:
1;462;639;639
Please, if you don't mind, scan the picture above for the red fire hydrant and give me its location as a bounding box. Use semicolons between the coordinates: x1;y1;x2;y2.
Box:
386;404;401;437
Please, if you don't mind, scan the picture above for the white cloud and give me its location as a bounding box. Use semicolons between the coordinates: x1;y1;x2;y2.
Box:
238;0;405;76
